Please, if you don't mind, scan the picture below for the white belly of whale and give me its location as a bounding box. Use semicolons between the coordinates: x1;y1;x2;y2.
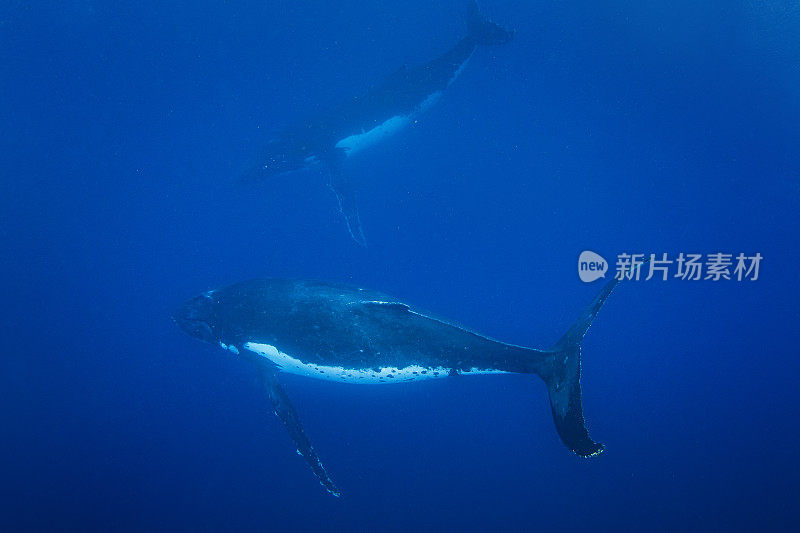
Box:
334;90;445;156
335;114;409;156
242;342;506;384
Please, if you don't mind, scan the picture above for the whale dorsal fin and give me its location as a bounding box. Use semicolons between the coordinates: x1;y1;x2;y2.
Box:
360;300;410;312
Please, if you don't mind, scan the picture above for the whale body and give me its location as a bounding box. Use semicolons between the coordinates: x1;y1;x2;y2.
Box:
174;274;635;496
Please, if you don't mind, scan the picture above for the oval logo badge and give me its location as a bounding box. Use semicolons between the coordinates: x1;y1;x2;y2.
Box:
578;251;608;282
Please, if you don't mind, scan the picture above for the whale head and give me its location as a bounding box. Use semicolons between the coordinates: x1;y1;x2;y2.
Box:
172;292;218;344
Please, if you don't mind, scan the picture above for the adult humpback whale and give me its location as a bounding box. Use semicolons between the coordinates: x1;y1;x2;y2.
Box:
174;273;636;497
244;1;513;245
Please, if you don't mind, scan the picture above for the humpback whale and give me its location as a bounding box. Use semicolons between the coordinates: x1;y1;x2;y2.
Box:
244;1;513;245
174;273;637;497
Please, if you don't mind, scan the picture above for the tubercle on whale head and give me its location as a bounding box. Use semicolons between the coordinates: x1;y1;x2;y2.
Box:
172;293;218;344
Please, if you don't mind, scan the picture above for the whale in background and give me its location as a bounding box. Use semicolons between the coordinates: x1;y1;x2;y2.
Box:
244;1;513;245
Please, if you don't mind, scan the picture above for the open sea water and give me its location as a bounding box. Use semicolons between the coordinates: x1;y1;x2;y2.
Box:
2;1;799;530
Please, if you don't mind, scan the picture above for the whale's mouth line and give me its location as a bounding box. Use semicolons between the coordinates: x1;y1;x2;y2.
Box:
174;314;216;344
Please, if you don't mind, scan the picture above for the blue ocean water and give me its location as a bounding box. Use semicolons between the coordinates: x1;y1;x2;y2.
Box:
2;0;799;530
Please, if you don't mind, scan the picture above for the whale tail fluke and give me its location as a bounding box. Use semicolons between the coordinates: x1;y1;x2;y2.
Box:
541;263;645;457
466;1;513;45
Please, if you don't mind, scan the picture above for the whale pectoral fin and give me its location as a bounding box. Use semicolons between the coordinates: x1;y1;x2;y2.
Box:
261;367;341;497
323;150;367;247
329;179;367;247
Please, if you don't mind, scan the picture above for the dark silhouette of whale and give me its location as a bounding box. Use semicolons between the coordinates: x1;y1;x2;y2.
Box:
174;273;635;497
244;1;513;245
